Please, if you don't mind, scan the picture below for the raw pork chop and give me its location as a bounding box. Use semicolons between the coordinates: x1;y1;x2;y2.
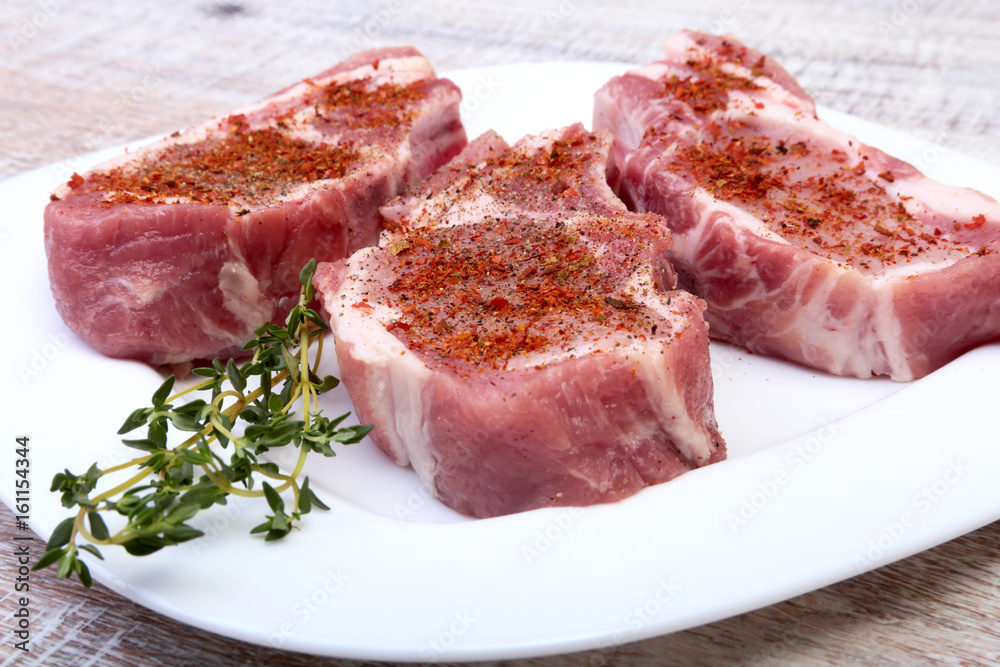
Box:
45;46;466;366
314;124;725;518
595;30;1000;380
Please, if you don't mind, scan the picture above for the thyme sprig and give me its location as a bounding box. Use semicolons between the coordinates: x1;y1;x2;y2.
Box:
34;259;371;586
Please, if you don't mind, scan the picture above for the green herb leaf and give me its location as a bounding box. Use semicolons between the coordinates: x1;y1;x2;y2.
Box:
270;510;289;533
77;544;104;560
226;358;246;393
148;420;168;449
316;375;340;394
168;411;204;432
286;307;302;336
118;407;152;435
257;462;280;475
32;547;65;571
302;307;327;331
39;260;374;586
166;503;200;524
298;476;331;515
262;482;283;513
151;375;176;407
74;559;93;587
122;536;172;556
121;438;162;452
47;517;76;551
87;512;109;541
56;552;75;579
299;257;318;301
334;424;374;444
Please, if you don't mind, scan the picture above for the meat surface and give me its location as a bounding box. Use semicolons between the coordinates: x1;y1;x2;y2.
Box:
595;30;1000;380
314;124;725;518
45;46;466;366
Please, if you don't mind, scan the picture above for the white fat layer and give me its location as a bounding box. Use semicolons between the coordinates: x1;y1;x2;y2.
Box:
893;177;1000;217
329;247;437;492
672;196;915;378
632;285;715;465
319;54;434;87
108;274;165;310
218;259;271;330
871;284;911;381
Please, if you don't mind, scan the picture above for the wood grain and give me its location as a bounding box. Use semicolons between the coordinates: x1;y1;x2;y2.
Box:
2;0;999;664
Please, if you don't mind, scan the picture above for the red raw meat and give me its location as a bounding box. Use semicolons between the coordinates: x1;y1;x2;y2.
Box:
314;124;726;518
45;46;466;366
595;30;1000;380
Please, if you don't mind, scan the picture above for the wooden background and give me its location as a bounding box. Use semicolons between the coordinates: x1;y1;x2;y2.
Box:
1;0;999;664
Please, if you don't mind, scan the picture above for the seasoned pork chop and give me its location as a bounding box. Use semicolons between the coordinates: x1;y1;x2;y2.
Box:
595;30;1000;380
45;46;466;366
314;125;726;518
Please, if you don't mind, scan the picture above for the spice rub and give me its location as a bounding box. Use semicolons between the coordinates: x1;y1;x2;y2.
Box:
45;46;467;366
596;29;1000;380
315;124;726;518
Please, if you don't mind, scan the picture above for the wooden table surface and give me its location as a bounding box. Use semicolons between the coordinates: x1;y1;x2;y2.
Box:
2;1;999;664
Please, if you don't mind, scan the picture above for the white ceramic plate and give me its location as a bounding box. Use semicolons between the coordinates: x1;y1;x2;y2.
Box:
3;63;1000;662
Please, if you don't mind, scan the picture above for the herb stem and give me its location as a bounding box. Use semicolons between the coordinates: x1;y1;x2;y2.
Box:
39;258;372;587
290;445;310;485
166;376;220;403
200;468;262;498
76;513;112;546
92;467;156;504
101;455;153;475
313;333;325;375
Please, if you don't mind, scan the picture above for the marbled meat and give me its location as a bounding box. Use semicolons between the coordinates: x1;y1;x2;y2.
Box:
595;30;1000;380
45;46;467;366
314;124;726;518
